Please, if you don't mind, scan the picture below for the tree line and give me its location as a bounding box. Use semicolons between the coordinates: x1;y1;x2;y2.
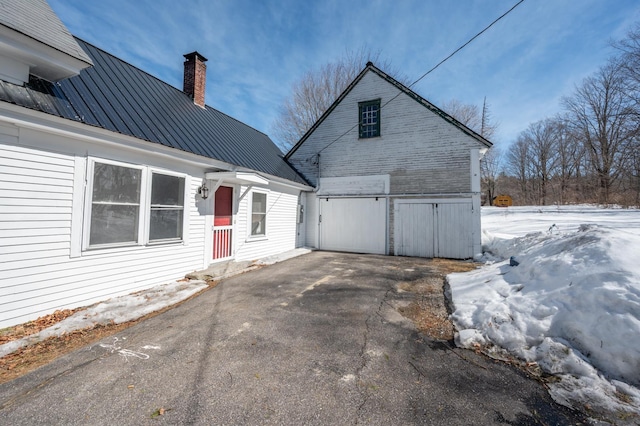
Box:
489;25;640;207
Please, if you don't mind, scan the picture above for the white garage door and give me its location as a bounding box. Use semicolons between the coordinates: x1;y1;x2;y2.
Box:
319;197;386;254
394;200;473;259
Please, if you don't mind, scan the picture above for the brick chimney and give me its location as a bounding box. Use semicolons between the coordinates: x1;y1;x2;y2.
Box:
183;52;208;108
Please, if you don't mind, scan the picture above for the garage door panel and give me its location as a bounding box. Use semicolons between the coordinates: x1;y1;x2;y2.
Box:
394;203;434;257
436;203;473;259
320;198;386;254
395;200;473;259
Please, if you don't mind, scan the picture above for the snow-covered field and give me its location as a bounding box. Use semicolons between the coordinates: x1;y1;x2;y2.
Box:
449;205;640;421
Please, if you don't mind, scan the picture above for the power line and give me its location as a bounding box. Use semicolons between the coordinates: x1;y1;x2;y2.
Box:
407;0;525;89
313;0;525;157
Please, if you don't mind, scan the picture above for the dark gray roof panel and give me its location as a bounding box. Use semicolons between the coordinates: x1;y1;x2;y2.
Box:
0;0;92;65
0;38;306;185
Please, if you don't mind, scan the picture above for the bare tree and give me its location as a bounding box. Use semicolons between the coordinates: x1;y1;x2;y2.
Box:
442;98;500;203
614;23;640;106
272;47;405;150
480;147;502;205
551;115;584;204
520;119;560;205
441;97;499;141
563;59;637;204
505;135;532;204
441;99;481;132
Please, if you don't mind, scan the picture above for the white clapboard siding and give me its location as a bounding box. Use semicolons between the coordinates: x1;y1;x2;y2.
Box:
234;184;300;262
288;71;481;194
287;69;484;259
0;142;208;328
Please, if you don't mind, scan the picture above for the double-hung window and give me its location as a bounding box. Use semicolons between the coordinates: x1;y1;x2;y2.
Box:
250;192;267;237
87;159;185;249
359;99;381;138
90;162;142;246
149;173;185;242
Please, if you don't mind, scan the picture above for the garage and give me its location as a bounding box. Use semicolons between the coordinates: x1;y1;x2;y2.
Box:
319;197;386;254
394;199;473;259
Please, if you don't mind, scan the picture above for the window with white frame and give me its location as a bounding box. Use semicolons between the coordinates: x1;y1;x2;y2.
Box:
149;173;185;242
250;192;267;237
87;159;185;249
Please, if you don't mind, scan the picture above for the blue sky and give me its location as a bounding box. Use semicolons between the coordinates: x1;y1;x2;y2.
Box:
49;0;640;150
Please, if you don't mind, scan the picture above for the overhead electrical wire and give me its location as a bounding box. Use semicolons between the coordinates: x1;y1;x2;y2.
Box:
312;0;526;157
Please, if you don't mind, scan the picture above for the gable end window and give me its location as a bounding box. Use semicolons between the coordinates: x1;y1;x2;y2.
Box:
86;159;186;249
359;99;381;138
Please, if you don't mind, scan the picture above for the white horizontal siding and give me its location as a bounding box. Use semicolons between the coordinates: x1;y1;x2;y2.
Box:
234;184;299;262
0;141;208;328
288;71;481;194
287;71;484;258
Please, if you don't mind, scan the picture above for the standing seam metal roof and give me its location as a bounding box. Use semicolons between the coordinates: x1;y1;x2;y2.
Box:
0;38;307;185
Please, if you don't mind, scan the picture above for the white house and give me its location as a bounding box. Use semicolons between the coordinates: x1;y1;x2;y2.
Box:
0;0;310;328
1;0;492;329
286;62;492;259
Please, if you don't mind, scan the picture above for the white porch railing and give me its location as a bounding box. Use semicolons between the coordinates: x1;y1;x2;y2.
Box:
213;226;233;260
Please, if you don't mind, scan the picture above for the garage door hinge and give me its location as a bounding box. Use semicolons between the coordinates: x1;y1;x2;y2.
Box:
319;214;322;223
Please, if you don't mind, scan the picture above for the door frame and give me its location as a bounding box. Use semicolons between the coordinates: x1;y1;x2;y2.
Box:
211;184;236;262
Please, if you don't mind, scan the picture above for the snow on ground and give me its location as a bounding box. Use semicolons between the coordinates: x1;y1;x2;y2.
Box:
0;280;208;358
0;248;312;359
449;205;640;421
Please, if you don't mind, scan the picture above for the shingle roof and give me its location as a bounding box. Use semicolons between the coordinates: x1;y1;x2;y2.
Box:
0;0;92;66
0;38;307;185
286;62;492;159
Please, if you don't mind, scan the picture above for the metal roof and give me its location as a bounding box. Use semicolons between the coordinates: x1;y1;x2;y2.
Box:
0;38;306;185
0;0;92;66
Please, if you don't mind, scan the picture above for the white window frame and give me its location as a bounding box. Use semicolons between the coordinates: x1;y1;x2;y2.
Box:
247;188;269;241
82;157;187;251
146;168;188;245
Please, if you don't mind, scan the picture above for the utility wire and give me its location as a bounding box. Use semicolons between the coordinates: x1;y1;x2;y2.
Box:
314;0;525;157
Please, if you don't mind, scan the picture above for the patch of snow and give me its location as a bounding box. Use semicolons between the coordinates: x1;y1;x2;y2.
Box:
0;248;314;360
0;280;207;358
449;205;640;420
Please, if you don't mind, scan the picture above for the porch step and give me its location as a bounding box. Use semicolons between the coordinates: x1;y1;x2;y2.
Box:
185;260;259;282
185;248;313;282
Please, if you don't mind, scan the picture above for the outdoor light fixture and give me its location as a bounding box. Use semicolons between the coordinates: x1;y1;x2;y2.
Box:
197;183;209;199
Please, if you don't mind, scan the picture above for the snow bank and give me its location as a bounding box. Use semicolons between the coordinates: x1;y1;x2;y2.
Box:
449;206;640;418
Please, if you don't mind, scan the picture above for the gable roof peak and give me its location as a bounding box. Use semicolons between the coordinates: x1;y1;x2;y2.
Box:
286;62;492;158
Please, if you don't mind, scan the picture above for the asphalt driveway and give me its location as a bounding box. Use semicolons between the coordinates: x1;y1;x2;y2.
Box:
0;252;584;425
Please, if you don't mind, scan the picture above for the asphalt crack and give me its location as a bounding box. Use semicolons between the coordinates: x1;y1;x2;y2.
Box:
354;286;394;425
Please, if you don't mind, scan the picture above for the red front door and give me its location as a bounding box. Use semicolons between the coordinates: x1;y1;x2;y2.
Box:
213;186;233;259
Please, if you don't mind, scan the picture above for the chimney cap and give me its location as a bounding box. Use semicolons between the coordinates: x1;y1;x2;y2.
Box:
184;51;208;62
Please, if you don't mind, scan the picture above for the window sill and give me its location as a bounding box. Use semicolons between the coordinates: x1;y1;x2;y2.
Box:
245;235;268;243
82;241;184;256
